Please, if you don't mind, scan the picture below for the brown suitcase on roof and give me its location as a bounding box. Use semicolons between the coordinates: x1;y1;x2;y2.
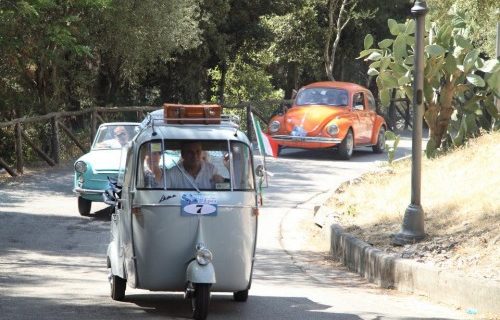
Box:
163;103;222;124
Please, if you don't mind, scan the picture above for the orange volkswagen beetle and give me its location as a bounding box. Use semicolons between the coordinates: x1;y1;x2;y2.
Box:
268;81;387;160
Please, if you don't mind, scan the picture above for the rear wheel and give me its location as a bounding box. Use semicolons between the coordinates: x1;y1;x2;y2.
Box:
192;283;211;320
233;289;249;302
337;129;354;160
78;196;91;216
372;127;386;153
110;275;126;301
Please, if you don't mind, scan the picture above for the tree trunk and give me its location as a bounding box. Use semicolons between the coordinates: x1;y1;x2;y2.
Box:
218;62;226;104
424;81;455;148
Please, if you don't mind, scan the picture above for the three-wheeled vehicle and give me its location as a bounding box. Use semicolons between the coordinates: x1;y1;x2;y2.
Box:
104;104;262;320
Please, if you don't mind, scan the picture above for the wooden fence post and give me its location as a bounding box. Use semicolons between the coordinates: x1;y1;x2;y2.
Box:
51;116;60;164
0;157;17;177
15;123;24;174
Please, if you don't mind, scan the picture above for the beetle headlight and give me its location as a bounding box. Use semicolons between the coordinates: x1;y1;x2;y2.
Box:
326;124;339;136
196;248;213;265
269;120;280;133
74;161;87;173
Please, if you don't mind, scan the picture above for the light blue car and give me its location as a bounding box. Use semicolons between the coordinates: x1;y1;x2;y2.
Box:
73;122;139;215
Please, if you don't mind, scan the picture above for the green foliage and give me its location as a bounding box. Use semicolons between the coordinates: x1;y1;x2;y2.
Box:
361;12;500;158
384;131;400;164
209;53;284;128
426;0;499;58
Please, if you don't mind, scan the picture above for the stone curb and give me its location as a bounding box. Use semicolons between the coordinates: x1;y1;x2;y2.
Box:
321;208;500;315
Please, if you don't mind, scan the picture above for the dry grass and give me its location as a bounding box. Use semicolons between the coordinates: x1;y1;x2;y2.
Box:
326;131;500;280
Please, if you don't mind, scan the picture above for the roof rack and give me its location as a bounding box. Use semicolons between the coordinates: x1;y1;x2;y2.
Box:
146;114;240;129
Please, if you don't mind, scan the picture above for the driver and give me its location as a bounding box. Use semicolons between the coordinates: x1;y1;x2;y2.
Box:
166;141;224;189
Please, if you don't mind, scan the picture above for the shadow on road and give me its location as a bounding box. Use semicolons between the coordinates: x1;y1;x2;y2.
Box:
278;147;387;163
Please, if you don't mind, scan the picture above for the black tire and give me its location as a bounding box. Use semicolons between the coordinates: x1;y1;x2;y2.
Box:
277;145;283;157
233;289;249;302
338;129;354;160
192;283;211;320
78;196;92;216
372;127;386;153
110;275;126;301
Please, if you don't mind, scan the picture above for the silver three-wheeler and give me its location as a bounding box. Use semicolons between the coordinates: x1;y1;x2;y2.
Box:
104;104;262;320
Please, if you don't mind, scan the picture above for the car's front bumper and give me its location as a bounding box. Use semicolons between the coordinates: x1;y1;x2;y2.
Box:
73;187;105;195
272;135;342;144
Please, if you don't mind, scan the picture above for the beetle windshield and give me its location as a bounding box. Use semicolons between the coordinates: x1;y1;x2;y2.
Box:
136;140;254;191
295;88;349;106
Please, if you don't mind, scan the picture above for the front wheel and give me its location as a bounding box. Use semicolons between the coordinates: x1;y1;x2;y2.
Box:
110;275;126;301
233;289;249;302
372;127;386;153
192;283;211;320
337;129;354;160
78;196;91;216
276;145;283;157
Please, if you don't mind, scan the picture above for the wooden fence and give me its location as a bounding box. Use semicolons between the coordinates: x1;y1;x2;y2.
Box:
0;102;290;177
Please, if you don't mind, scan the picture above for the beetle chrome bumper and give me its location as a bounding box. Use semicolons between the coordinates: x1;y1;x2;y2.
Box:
271;135;342;144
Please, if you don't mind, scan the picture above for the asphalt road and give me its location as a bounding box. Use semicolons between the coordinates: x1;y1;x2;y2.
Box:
0;139;469;320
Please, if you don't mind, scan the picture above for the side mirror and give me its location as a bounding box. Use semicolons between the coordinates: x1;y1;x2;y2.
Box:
255;164;265;177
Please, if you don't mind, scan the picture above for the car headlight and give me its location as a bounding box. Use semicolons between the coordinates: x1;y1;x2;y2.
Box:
196;248;213;265
269;120;280;133
74;161;87;173
326;124;339;136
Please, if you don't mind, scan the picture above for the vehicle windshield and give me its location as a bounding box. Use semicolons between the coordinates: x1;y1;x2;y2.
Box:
92;124;138;150
295;88;349;106
136;140;254;191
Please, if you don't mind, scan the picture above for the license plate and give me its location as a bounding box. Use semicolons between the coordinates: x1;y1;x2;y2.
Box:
180;193;218;216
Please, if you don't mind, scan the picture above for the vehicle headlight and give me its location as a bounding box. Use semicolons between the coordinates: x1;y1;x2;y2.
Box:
326;124;339;136
196;248;213;265
269;120;280;133
74;161;87;173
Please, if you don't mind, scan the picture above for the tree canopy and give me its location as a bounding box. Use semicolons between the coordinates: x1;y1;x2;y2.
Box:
0;0;496;127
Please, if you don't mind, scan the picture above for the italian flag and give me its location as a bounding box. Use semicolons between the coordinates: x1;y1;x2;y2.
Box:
250;112;279;157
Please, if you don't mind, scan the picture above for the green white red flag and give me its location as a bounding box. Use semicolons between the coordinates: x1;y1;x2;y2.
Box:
250;112;278;157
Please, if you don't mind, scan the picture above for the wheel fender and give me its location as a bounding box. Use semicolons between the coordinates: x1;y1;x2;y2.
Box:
332;118;353;141
107;240;125;278
186;260;216;284
370;117;386;144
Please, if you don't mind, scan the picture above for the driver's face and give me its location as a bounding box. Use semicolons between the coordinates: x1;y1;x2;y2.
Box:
182;143;203;167
114;127;129;145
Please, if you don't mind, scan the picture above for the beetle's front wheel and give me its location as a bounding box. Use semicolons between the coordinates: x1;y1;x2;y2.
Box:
192;283;210;320
337;129;354;160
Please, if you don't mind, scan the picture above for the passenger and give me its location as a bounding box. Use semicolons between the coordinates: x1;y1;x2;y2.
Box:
98;126;130;148
166;142;224;189
144;144;163;188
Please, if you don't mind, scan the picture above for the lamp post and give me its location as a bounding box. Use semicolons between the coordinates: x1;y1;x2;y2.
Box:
393;0;428;246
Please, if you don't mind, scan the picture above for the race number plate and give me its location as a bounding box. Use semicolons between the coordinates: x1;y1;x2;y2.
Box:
180;193;218;216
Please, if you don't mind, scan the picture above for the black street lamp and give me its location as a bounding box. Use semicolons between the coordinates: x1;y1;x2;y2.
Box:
393;0;428;246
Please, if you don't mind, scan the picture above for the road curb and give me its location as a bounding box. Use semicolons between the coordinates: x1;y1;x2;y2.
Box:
321;208;500;315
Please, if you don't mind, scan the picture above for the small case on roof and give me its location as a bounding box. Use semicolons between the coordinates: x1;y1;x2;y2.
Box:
163;103;222;124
